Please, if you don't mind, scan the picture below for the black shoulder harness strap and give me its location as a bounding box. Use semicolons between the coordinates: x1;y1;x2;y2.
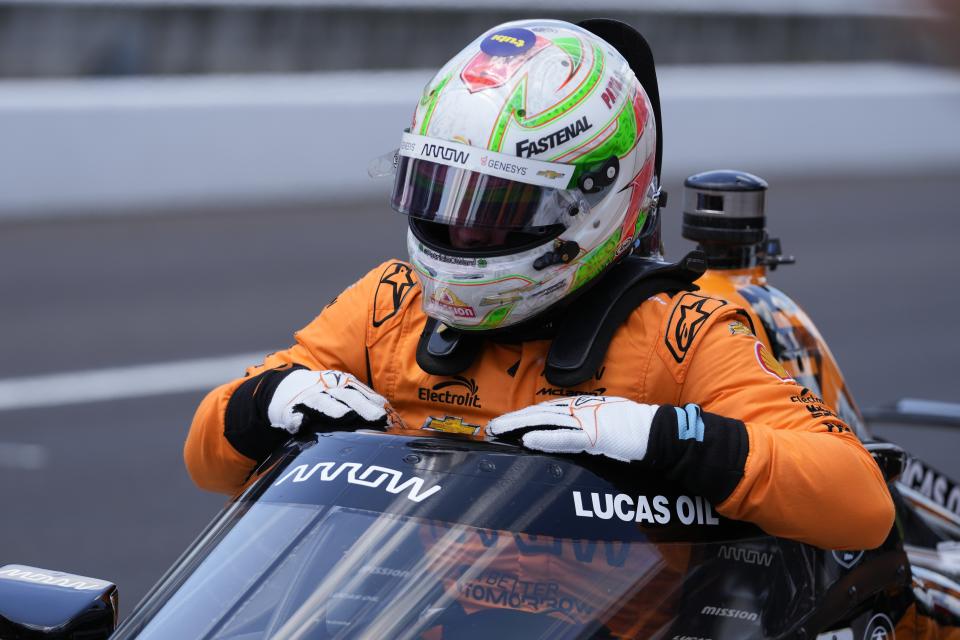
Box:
416;252;707;387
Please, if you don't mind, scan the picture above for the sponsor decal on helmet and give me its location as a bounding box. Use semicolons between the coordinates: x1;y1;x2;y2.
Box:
529;279;567;300
755;342;794;382
400;133;575;188
463;31;549;93
479;155;527;177
373;262;416;328
432;287;477;318
573;491;720;525
515;116;593;158
537;169;564;179
664;294;728;364
601;75;625;109
480;28;537;57
419;244;484;267
479;290;523;307
422;415;481;435
418;375;482;408
420;142;470;165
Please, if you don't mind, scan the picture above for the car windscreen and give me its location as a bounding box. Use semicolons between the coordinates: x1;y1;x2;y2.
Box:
114;433;816;639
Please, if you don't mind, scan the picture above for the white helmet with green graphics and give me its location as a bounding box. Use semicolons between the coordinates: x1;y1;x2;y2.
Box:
390;18;663;331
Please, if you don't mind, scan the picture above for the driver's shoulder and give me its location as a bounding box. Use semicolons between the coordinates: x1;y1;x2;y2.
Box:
343;259;423;329
621;291;748;380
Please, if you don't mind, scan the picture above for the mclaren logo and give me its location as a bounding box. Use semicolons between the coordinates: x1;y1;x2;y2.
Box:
418;376;482;408
536;387;606;397
274;461;442;503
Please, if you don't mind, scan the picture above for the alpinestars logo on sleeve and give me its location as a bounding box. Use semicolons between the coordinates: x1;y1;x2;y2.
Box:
665;294;727;363
373;263;416;327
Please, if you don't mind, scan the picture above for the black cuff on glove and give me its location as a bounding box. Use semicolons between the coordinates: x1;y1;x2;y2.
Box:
645;404;749;505
224;365;306;463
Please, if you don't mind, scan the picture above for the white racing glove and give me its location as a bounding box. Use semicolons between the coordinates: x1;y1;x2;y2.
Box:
267;369;393;434
486;396;661;462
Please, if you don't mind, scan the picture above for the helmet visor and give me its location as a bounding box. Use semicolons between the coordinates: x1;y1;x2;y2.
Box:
392;156;582;231
390;132;581;231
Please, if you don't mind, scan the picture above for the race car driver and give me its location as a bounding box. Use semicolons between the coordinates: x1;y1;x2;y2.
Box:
184;18;894;551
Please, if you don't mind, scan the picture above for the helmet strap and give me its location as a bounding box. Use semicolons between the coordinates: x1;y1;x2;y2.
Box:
416;318;484;378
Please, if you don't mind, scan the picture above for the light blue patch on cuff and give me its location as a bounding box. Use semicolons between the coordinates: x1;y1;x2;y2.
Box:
675;403;705;442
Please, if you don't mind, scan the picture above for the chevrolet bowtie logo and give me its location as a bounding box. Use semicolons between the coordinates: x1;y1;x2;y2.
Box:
422;415;481;435
537;169;564;180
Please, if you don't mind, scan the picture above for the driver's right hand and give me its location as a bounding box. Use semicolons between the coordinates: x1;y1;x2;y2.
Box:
268;369;394;433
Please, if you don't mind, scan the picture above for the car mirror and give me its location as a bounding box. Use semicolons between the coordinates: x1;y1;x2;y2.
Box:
863;398;960;428
0;564;117;639
863;441;906;483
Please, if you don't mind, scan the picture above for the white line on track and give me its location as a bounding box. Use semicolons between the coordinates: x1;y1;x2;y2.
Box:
0;352;267;412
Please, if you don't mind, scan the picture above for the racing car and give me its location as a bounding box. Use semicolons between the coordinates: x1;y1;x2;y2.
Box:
2;168;959;639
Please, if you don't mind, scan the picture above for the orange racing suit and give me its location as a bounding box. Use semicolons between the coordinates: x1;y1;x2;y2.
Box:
185;259;894;551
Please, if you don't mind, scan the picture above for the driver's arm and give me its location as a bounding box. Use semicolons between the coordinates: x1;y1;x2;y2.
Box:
672;309;894;550
183;265;381;494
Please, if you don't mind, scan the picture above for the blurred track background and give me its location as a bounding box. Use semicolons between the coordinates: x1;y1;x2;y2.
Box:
1;0;959;618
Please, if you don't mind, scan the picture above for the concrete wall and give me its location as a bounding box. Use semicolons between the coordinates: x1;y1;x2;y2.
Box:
0;1;946;78
1;63;959;218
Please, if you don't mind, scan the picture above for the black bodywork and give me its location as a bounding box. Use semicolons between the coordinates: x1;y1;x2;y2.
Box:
101;430;935;639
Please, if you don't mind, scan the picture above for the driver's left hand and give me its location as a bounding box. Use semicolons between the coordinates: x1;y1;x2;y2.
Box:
486;396;674;463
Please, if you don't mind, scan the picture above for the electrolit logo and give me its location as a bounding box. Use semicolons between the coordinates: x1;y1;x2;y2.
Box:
480;28;536;57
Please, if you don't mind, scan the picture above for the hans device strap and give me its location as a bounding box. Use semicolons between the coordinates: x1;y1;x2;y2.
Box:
415;252;707;387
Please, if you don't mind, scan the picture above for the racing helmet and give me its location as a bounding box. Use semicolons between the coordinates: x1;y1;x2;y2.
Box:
390;19;661;331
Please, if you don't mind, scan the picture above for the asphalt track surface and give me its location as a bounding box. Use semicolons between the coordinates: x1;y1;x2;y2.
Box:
1;173;959;619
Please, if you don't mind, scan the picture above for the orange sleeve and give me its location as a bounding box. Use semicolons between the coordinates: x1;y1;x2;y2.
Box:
183;261;408;494
679;311;894;550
